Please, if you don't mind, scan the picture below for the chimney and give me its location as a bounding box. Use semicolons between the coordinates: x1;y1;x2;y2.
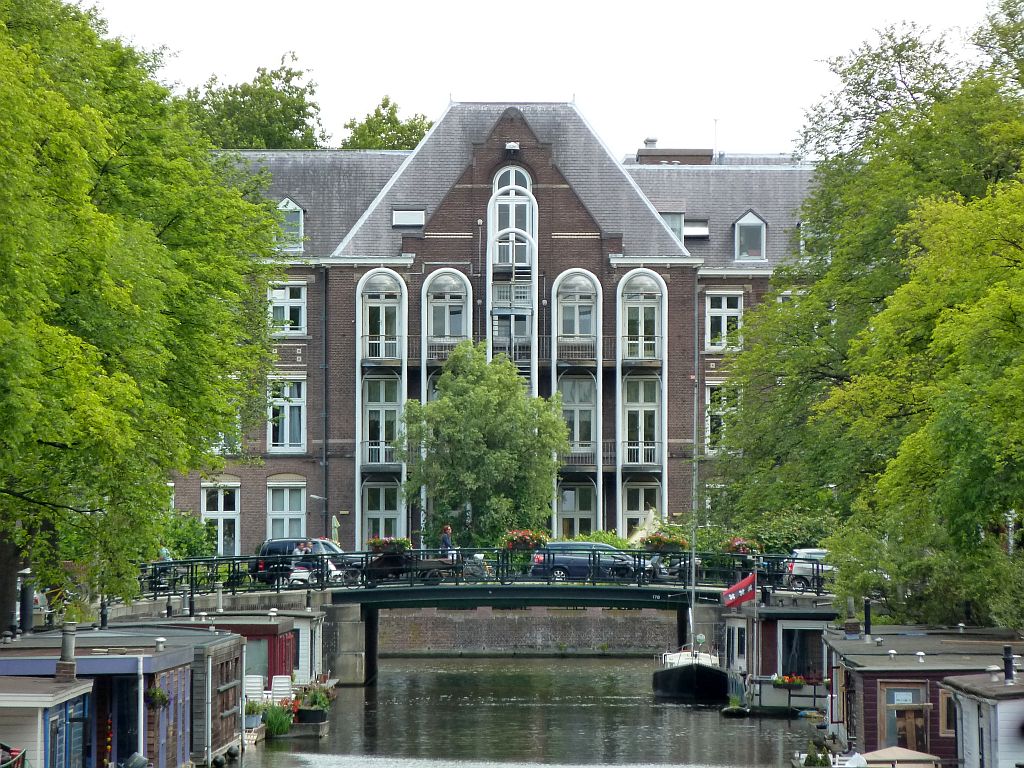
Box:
863;599;872;640
55;622;77;682
1004;645;1015;685
644;137;658;149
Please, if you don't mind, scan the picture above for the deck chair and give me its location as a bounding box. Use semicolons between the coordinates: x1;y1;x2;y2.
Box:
270;674;293;702
244;674;268;702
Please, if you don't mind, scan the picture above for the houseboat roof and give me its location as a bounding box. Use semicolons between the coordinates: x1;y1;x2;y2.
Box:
0;676;92;707
940;671;1024;701
824;625;1024;673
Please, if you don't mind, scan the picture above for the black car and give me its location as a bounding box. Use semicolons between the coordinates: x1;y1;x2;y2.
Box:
529;541;637;581
250;537;362;584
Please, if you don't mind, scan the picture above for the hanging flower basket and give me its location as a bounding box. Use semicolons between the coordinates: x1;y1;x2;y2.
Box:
144;686;169;710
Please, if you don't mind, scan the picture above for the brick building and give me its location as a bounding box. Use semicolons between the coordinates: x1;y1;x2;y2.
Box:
173;102;812;555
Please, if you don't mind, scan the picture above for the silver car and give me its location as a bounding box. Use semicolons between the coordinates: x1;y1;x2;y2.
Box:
784;548;833;592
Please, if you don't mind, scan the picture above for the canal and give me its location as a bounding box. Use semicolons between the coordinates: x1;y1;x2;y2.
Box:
246;658;819;767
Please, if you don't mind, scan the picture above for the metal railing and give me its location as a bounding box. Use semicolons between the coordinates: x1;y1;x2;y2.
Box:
622;440;660;465
134;551;831;610
621;335;661;361
362;440;398;465
361;334;402;361
560;442;598;466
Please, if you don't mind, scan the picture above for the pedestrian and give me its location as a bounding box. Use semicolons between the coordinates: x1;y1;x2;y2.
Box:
440;525;453;559
158;544;172;562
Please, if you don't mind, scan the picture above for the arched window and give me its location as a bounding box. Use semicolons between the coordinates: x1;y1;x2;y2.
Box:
557;273;596;358
492;167;534;266
426;272;468;341
621;274;661;360
361;272;402;359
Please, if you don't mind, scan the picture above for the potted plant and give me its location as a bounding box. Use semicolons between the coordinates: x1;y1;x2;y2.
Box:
244;700;264;730
295;684;331;723
639;531;688;552
144;686;169;710
772;673;807;689
262;703;293;737
366;536;412;554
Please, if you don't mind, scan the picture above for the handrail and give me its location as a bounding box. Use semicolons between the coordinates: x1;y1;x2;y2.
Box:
133;550;831;606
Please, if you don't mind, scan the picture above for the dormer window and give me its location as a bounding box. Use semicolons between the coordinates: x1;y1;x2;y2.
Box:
278;198;303;252
735;211;765;260
660;213;683;242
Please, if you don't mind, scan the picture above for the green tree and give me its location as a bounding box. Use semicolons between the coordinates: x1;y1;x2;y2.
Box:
340;95;431;150
713;14;1024;622
182;53;327;149
0;0;278;623
398;342;568;546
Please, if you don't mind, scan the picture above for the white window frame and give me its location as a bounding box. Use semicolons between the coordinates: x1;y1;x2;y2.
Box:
278;198;303;253
560;377;596;453
364;377;400;464
557;484;596;539
267;483;306;540
392;209;425;227
492;166;535;266
363;483;400;543
706;290;744;351
201;483;240;556
684;218;710;238
705;382;727;454
624;484;660;538
268;377;306;453
269;282;307;336
735;211;766;261
624;377;659;464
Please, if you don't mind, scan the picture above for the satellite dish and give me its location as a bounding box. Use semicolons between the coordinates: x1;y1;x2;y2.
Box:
696;633;706;645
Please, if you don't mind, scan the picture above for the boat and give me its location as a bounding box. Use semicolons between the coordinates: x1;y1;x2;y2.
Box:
652;642;730;704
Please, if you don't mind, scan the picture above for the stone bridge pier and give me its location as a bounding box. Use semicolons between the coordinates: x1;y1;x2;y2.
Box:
323;604;379;685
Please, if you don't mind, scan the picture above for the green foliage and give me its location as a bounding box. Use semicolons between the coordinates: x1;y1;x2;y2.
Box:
301;685;331;710
803;742;829;766
182;53;327;148
160;510;215;559
340;95;431;150
572;530;629;550
244;699;266;716
714;12;1024;624
398;342;569;547
262;704;293;736
0;0;278;618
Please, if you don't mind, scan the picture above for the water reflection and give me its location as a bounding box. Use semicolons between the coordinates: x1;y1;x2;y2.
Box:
249;658;817;767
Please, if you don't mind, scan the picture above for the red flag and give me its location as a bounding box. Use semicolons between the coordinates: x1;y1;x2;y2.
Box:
722;573;756;608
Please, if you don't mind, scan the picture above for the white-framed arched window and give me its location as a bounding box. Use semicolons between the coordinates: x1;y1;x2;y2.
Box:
492;166;535;266
557;273;597;358
426;272;469;342
361;271;403;359
621;273;662;360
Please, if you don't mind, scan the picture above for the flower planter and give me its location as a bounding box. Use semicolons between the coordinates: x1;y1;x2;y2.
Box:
244;714;262;729
295;707;328;724
772;681;805;690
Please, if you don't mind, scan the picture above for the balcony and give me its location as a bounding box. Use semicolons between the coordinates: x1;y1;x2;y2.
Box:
556;334;598;363
362;334;402;364
560;441;598;468
362;440;400;467
621;335;661;364
425;335;469;363
622;440;660;466
491;283;532;307
492;335;532;363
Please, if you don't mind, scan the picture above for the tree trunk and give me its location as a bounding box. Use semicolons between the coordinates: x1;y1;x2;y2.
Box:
0;536;22;636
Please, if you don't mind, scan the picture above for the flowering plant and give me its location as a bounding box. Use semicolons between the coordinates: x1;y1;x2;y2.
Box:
144;686;169;709
772;673;806;688
366;536;412;552
640;531;688;551
725;536;758;554
498;529;549;550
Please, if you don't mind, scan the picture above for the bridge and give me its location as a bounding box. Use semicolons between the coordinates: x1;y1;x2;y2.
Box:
104;549;829;685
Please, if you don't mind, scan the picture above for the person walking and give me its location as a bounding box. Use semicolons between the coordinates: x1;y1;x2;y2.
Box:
440;525;453;559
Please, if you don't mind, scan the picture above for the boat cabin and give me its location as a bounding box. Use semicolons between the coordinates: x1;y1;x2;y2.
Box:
0;676;92;768
940;662;1024;766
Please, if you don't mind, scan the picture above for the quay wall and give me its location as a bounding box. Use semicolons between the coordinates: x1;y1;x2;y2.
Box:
377;606;683;656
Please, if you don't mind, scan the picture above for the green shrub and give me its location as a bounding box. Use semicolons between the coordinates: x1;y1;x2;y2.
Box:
263;704;293;736
572;531;629;549
302;685;331;710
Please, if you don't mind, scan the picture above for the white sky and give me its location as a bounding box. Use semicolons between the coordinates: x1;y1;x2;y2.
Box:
91;0;989;159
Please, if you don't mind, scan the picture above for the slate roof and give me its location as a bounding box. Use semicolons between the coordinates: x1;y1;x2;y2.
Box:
334;102;689;261
627;162;815;270
231;149;409;260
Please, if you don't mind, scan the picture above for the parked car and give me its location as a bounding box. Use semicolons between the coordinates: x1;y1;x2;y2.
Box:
530;541;637;582
784;548;834;592
250;537;362;585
